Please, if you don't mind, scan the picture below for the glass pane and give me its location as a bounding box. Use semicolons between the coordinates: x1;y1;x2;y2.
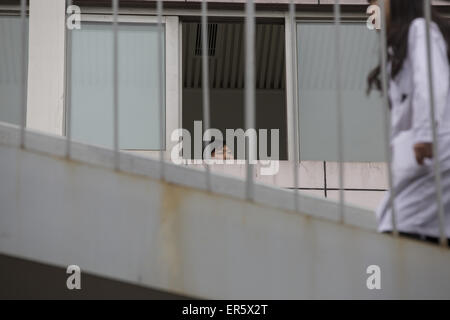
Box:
71;22;165;149
297;22;386;162
0;16;28;125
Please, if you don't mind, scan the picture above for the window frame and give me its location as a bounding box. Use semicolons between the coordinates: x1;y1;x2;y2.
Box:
290;16;371;163
0;14;29;127
65;13;180;157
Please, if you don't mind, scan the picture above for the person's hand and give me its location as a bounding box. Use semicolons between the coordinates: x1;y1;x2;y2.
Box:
413;142;433;165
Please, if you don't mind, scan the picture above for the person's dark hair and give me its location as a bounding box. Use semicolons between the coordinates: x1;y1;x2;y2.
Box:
367;0;450;93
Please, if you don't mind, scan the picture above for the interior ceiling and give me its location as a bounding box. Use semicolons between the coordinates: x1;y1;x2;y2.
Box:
182;22;285;90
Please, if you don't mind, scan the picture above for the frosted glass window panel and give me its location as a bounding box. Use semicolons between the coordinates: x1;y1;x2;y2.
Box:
0;16;28;125
297;22;386;162
71;22;165;149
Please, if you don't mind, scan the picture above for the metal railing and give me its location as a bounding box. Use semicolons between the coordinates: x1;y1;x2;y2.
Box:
424;0;446;246
10;0;448;247
379;0;398;237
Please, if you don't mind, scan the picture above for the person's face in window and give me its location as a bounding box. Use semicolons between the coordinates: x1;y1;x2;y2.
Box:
211;144;233;160
222;145;233;160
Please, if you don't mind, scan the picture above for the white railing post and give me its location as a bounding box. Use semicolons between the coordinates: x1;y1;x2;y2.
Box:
245;0;256;201
112;0;120;171
334;0;345;222
289;0;300;212
65;0;73;158
424;0;447;247
20;0;27;149
157;0;165;180
202;0;212;192
379;0;398;237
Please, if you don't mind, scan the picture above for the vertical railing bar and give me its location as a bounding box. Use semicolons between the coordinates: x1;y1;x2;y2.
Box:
20;0;27;149
65;0;73;158
113;0;119;170
289;0;300;212
245;0;256;200
379;0;398;237
157;0;165;180
424;0;447;247
201;0;212;191
334;0;345;222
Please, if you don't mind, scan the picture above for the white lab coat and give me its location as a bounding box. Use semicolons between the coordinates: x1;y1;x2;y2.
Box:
376;18;450;238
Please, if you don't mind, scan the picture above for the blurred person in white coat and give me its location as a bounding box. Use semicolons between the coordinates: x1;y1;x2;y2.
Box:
367;0;450;244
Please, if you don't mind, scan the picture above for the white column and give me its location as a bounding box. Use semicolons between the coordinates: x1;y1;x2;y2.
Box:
164;16;180;160
26;0;66;135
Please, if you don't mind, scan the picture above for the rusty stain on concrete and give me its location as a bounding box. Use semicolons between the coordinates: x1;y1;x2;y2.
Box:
158;182;184;291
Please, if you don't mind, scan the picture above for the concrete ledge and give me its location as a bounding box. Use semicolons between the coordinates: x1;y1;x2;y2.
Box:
2;121;450;299
0;121;378;230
